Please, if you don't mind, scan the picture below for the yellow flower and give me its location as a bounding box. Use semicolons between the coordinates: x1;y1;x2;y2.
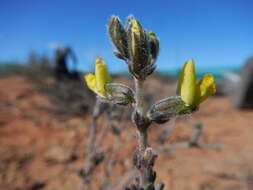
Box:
84;58;112;98
177;59;216;108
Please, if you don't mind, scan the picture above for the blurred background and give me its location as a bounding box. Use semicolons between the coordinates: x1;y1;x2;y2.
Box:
1;0;253;190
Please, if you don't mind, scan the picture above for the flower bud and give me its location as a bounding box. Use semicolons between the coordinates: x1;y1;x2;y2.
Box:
132;110;151;130
147;96;187;124
127;17;153;80
147;31;159;61
147;171;156;184
108;16;129;60
105;83;135;105
143;147;153;162
113;50;125;60
146;184;155;190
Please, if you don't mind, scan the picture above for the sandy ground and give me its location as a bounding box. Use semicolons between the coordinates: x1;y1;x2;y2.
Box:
1;76;253;190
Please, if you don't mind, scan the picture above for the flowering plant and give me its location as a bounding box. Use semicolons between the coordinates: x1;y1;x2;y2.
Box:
84;16;216;190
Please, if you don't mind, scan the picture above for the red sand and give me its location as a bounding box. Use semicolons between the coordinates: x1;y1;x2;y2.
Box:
1;76;253;190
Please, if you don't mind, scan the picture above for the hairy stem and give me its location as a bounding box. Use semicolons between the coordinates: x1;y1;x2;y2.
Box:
134;78;148;150
135;78;145;115
137;129;148;151
87;99;100;154
79;99;102;190
134;78;154;187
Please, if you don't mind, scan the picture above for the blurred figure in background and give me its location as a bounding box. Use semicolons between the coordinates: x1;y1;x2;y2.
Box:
223;57;253;109
54;46;79;81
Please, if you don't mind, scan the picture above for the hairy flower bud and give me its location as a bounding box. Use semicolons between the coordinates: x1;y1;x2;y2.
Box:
105;83;135;105
147;96;187;124
132;110;151;130
146;184;156;190
147;171;157;184
147;31;159;61
113;50;125;60
127;17;154;80
143;147;153;162
108;16;129;60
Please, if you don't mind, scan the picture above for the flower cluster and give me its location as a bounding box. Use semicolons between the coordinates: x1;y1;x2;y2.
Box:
85;57;216;123
108;16;159;80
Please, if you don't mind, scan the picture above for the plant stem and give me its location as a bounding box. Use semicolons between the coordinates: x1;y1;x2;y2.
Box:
79;99;101;190
134;78;145;115
134;77;152;187
87;99;100;154
134;77;148;150
138;129;148;152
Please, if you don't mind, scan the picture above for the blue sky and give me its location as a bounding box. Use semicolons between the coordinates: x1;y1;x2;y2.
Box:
1;0;253;73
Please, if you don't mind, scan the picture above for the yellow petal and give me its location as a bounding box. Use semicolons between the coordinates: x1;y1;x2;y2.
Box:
84;73;98;94
176;61;187;95
196;74;216;105
131;18;142;37
177;59;197;106
130;18;144;58
95;58;112;97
